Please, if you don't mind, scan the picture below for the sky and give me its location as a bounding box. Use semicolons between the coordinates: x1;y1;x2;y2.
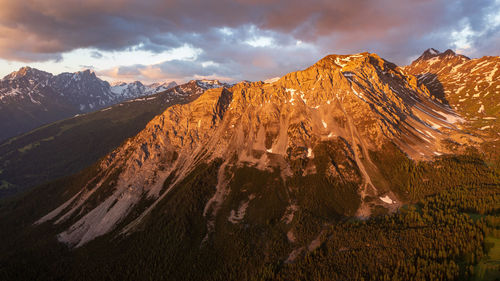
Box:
0;0;499;84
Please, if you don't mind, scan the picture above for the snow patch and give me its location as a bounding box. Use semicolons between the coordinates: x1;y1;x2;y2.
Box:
380;196;394;204
307;148;313;158
429;48;439;55
486;66;497;82
428;57;439;65
228;197;253;224
264;77;280;83
351;87;367;102
439;111;465;124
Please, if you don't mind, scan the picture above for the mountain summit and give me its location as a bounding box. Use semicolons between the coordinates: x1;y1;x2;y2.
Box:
415;48;441;61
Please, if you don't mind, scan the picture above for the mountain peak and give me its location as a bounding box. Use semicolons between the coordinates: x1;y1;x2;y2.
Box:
412;48;470;65
315;52;371;68
110;81;127;86
129;80;144;86
426;48;440;55
194;79;229;89
17;66;33;73
415;48;441;61
312;52;399;76
442;49;455;56
75;69;97;78
4;66;52;80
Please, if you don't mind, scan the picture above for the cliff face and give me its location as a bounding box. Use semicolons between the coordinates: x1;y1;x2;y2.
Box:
37;52;474;247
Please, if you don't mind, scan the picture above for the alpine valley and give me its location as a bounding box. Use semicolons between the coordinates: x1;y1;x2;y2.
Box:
0;50;499;281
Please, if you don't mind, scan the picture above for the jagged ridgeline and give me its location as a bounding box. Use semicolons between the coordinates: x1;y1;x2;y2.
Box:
0;67;179;142
0;52;498;281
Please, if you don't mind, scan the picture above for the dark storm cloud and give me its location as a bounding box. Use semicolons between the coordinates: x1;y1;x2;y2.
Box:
0;0;498;81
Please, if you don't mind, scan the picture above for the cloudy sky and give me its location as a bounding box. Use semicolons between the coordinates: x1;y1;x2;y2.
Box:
0;0;499;83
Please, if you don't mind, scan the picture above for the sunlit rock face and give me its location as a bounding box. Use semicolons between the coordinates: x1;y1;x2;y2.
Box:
37;52;475;247
405;48;499;139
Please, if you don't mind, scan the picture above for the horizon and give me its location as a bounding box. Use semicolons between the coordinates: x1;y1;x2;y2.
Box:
0;0;499;83
0;48;486;85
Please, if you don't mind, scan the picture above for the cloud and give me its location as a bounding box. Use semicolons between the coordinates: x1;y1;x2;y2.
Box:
0;0;498;81
99;27;320;83
90;51;103;59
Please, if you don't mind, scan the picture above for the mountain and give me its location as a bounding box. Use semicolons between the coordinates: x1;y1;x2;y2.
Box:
0;67;177;141
148;81;178;92
0;80;219;197
110;81;178;100
405;48;498;135
404;48;499;172
35;52;480;246
0;67;75;142
0;52;498;281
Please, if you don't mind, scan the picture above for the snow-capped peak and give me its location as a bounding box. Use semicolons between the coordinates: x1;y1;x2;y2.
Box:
195;79;230;89
428;48;440;55
264;77;280;83
110;80;177;99
3;66;52;81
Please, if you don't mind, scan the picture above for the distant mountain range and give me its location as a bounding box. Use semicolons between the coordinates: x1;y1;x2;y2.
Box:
0;67;177;141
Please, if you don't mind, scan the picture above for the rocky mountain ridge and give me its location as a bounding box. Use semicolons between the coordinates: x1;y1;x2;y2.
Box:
404;48;499;138
36;51;479;247
0;67;178;141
